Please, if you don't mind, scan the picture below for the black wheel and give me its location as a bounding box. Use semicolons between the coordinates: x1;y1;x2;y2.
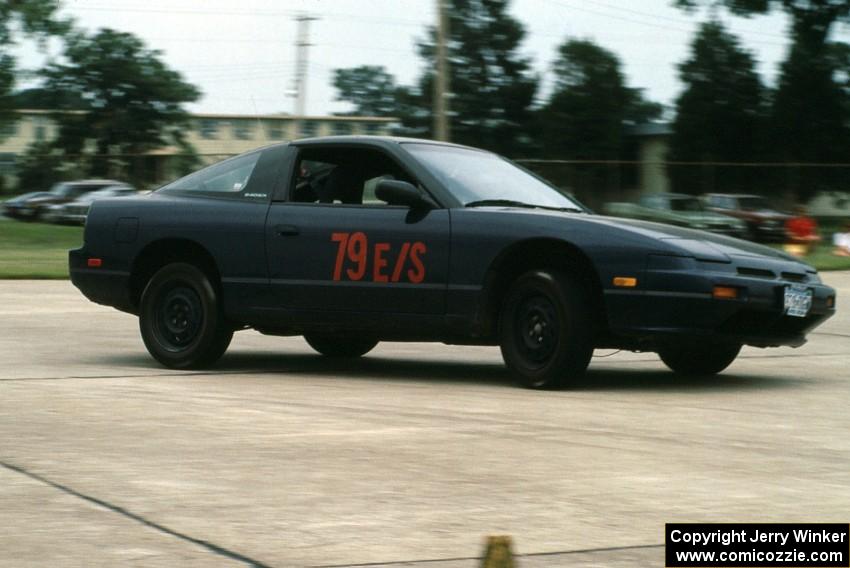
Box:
139;262;232;369
658;341;741;376
304;334;378;358
499;270;594;389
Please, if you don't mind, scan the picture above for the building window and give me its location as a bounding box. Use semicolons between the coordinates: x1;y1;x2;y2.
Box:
332;122;352;136
0;121;17;137
199;119;219;139
300;121;317;138
0;153;16;174
34;124;46;141
266;123;285;140
233;120;253;140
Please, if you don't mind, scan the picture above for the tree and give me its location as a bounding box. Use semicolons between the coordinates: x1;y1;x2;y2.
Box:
533;38;661;200
41;28;200;179
675;0;850;199
333;65;408;117
0;1;69;137
675;1;850;46
539;39;660;161
414;0;538;156
669;21;767;193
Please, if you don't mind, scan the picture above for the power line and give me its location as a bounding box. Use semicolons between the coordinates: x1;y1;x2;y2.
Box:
534;0;788;47
68;4;424;27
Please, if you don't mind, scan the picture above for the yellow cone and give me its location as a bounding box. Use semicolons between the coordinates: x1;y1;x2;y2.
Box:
481;535;516;568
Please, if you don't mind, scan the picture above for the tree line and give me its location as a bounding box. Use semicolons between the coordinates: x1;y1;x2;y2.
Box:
0;1;199;193
333;0;850;201
3;0;850;200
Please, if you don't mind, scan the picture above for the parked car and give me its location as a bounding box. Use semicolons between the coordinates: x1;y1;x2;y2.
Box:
3;180;125;222
44;184;137;225
69;137;835;389
603;193;746;237
703;193;790;241
1;191;52;220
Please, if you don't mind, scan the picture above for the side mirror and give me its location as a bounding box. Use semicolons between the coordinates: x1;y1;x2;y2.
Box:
375;180;435;209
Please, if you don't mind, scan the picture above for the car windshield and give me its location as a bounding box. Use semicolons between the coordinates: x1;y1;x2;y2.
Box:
738;196;772;211
670;197;704;212
405;143;583;210
49;183;72;197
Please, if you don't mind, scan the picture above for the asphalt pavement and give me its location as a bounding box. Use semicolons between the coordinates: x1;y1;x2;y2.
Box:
1;274;848;567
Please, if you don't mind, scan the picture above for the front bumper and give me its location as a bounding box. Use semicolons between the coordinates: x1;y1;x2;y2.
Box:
605;255;836;348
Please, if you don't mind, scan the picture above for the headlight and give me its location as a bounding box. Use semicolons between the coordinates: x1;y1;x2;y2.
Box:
663;238;732;263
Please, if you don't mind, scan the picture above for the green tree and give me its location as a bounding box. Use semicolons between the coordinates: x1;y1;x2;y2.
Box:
675;0;850;198
414;0;538;156
13;140;81;192
332;65;409;117
539;39;660;161
0;1;69;137
41;28;200;180
534;38;660;200
669;21;767;193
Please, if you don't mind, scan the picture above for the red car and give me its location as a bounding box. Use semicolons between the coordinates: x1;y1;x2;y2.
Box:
703;193;790;242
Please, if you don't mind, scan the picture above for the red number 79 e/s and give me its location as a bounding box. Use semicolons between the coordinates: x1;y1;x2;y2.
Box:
331;232;426;284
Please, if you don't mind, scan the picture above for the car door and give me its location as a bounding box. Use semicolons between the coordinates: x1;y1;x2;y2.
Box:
264;144;451;319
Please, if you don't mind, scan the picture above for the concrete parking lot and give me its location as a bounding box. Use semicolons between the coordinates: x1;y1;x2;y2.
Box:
1;274;848;567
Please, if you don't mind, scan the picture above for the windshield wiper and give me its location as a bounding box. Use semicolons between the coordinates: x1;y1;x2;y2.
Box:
465;199;539;208
464;199;583;213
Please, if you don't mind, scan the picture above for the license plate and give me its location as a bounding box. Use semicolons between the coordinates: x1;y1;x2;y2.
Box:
784;285;813;318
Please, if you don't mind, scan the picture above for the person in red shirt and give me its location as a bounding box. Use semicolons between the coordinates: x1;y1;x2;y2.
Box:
784;205;821;256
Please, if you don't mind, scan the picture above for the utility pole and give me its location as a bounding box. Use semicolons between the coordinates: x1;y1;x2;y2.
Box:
434;0;451;141
291;14;318;136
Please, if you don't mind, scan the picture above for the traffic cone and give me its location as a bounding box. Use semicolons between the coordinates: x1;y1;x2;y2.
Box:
481;535;516;567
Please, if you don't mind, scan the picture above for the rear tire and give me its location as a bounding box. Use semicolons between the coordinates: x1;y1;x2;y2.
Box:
658;341;741;376
304;335;378;358
139;263;232;369
499;270;594;389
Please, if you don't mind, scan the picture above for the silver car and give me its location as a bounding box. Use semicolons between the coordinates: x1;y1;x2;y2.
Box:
47;184;137;225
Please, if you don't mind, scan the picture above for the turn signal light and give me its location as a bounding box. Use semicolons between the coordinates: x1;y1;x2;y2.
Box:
713;285;739;300
827;296;835;308
613;276;637;288
87;258;102;268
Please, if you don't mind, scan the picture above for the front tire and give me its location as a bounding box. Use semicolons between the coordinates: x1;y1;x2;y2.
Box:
139;263;232;369
304;334;378;358
658;341;741;376
499;270;594;389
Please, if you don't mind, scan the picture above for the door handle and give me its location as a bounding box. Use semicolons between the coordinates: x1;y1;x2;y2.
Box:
275;224;300;236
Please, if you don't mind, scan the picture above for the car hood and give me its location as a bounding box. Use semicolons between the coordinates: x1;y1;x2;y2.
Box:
496;207;806;266
742;209;790;220
670;210;742;224
25;195;64;205
4;191;51;204
590;215;804;264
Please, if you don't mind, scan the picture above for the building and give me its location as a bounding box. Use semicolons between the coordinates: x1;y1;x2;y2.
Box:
0;109;396;189
627;122;672;195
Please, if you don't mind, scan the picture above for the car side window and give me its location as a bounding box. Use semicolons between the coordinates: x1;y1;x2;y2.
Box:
159;152;262;198
289;147;419;206
641;195;663;209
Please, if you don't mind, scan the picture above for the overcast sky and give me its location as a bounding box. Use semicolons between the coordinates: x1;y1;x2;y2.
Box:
15;0;837;117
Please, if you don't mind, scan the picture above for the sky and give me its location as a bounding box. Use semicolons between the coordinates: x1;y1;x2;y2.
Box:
13;0;833;118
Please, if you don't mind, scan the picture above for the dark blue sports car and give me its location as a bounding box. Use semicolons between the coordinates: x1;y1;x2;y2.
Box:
70;137;836;389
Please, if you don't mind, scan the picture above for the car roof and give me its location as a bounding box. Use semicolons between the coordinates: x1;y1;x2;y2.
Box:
644;192;697;199
291;135;478;151
64;179;124;186
703;193;762;198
